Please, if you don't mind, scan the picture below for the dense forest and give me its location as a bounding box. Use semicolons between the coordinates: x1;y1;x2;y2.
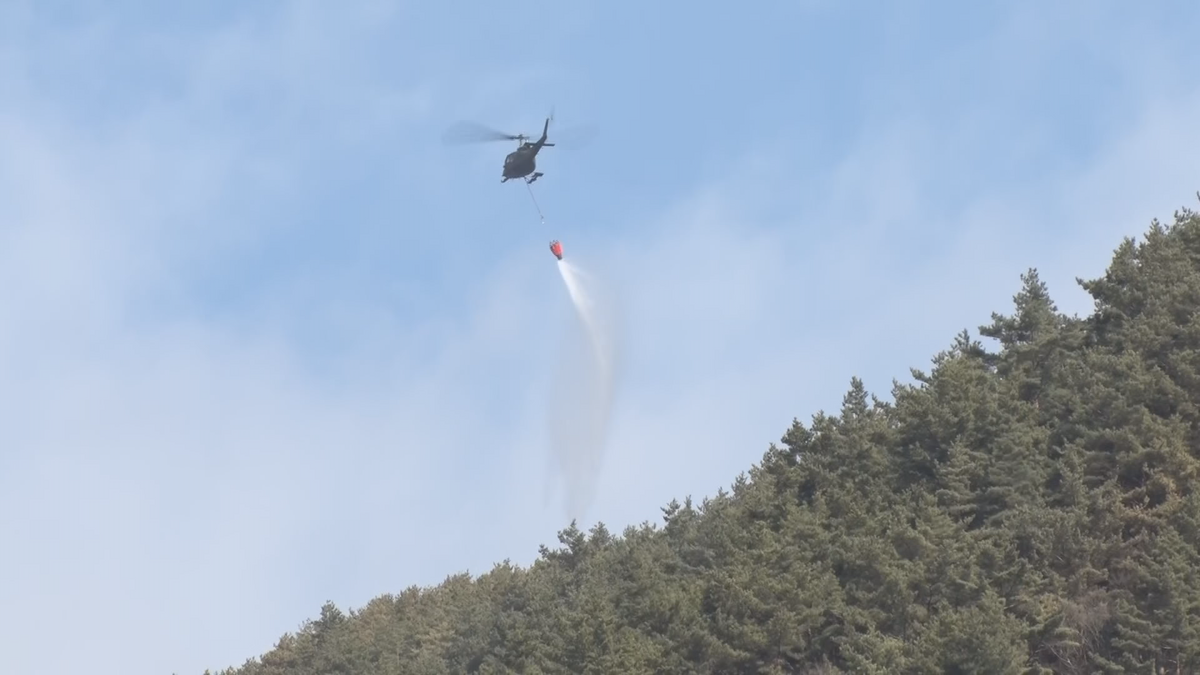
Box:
211;204;1200;674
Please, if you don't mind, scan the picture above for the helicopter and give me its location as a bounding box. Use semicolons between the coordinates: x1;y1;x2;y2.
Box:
443;115;556;184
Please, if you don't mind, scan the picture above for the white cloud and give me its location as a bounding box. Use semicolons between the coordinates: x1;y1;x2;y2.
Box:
2;4;1199;675
0;6;502;674
0;134;556;672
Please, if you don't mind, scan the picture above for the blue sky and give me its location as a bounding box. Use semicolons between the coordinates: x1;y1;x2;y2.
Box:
3;1;1200;673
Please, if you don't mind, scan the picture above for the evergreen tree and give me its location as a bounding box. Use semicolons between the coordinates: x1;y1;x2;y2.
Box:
208;202;1200;675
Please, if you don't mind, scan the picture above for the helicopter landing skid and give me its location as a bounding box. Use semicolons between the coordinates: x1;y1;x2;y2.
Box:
525;172;544;185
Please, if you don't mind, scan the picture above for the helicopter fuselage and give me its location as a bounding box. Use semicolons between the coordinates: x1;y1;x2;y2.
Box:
502;147;538;180
500;118;554;183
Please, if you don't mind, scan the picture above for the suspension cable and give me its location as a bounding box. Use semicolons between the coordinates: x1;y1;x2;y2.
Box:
525;181;546;225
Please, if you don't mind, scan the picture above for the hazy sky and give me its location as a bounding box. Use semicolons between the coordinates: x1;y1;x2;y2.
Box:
3;1;1200;673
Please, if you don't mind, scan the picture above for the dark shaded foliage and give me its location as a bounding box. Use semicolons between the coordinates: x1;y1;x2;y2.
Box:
208;204;1200;674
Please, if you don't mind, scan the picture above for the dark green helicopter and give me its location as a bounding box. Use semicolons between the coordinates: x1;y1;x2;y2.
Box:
443;115;556;184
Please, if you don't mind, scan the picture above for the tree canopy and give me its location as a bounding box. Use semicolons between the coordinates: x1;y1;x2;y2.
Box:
208;202;1200;674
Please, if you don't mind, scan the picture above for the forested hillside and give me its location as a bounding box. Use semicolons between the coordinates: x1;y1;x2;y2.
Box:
213;205;1200;674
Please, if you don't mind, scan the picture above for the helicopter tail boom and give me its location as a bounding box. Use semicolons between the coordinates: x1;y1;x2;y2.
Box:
537;117;554;147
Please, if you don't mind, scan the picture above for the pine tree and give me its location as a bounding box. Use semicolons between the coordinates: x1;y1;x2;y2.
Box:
208;199;1200;675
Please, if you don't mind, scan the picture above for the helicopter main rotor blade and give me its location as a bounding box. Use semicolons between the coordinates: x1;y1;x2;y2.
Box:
441;121;524;144
547;122;600;149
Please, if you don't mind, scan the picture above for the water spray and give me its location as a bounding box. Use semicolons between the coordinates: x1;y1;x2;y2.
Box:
546;253;619;521
527;188;619;520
